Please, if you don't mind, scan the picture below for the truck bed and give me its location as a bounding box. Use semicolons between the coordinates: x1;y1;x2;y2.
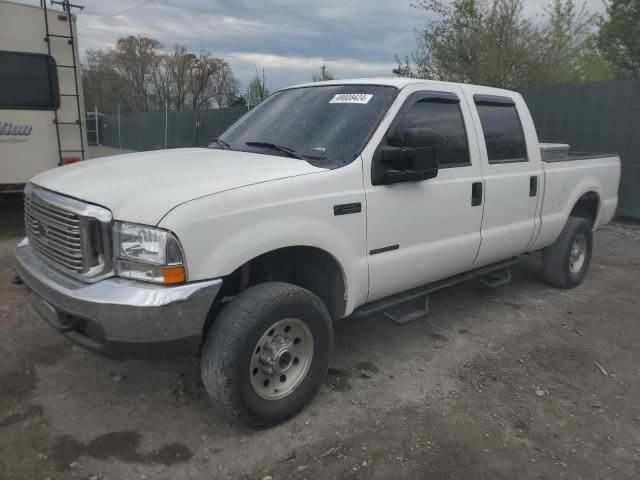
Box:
539;143;617;163
531;151;621;252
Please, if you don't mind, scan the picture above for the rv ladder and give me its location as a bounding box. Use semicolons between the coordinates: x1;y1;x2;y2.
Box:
41;0;86;166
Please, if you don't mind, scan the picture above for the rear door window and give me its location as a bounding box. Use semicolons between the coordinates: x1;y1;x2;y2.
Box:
474;95;527;163
0;51;60;110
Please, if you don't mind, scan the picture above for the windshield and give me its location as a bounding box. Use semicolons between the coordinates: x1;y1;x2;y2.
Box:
214;85;398;168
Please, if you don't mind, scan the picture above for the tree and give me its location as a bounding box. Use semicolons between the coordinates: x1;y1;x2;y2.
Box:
111;35;161;112
598;0;640;79
230;95;247;107
312;65;336;81
211;60;241;108
246;68;269;106
82;49;128;113
166;45;195;111
188;53;240;110
188;52;217;110
395;0;611;88
392;56;416;78
151;52;173;111
81;37;240;112
539;0;612;83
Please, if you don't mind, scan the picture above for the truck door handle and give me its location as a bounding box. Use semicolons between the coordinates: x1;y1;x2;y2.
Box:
529;176;538;197
471;182;483;206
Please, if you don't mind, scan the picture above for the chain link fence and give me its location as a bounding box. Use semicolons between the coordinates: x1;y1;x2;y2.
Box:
99;106;250;151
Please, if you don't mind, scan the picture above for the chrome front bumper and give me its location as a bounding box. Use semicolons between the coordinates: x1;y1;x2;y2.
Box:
15;239;222;360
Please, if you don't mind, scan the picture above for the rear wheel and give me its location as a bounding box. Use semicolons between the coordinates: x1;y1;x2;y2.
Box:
542;217;593;288
201;282;333;427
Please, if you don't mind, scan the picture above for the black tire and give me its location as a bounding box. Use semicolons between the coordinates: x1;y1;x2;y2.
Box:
200;282;333;427
542;216;593;288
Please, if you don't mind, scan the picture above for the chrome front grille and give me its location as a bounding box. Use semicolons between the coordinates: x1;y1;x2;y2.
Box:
24;184;113;280
25;194;84;272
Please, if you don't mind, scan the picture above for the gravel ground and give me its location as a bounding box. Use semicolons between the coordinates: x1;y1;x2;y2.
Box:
1;184;639;479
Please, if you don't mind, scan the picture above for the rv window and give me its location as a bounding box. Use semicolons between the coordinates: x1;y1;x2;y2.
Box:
0;51;60;110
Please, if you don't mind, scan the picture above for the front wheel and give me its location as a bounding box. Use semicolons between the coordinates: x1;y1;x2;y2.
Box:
542;216;593;288
201;282;333;427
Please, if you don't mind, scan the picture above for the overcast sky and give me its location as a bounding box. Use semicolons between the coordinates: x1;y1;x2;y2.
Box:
17;0;607;92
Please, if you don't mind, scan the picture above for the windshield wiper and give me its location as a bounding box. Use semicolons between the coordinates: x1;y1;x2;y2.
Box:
212;138;230;149
245;141;304;160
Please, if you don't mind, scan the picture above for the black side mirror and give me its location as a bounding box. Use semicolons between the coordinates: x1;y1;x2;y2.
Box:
374;127;441;185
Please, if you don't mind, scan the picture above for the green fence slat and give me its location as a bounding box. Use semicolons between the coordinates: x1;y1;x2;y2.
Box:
520;80;640;220
101;106;249;152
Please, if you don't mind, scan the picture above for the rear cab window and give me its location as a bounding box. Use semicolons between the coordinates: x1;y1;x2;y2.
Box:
474;94;527;163
0;51;60;110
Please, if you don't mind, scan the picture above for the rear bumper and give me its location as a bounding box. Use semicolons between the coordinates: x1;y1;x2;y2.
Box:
15;239;222;360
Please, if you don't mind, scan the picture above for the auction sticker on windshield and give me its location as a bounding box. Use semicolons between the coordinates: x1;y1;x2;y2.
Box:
329;94;373;104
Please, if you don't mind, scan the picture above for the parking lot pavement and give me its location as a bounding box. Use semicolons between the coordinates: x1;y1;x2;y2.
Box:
85;145;135;159
1;197;639;479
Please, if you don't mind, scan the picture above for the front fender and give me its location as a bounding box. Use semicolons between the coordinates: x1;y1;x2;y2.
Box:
159;161;369;315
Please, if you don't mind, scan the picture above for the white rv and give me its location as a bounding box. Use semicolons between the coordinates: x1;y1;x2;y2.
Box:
0;0;86;196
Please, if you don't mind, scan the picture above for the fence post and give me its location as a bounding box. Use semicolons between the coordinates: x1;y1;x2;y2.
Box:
164;98;168;149
94;106;99;146
195;107;200;147
117;104;122;149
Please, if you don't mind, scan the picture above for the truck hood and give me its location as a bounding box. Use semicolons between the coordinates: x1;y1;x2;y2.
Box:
30;148;325;224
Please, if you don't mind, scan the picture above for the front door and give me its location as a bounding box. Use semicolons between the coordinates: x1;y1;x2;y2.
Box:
364;85;484;302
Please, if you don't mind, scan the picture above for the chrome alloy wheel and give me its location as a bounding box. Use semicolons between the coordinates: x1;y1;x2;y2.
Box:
249;318;314;400
569;233;587;274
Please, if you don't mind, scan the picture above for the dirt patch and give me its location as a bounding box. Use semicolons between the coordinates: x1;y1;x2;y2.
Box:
255;310;640;479
0;404;43;428
52;431;192;469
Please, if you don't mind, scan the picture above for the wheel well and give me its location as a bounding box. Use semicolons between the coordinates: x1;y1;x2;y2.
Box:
215;247;347;322
570;192;599;228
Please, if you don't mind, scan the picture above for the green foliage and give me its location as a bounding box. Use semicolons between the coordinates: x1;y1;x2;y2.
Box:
247;74;270;106
230;95;248;107
396;0;613;88
598;0;640;79
312;65;336;81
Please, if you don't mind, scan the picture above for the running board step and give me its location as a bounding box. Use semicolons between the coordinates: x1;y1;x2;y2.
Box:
384;297;430;325
349;257;520;322
479;268;512;288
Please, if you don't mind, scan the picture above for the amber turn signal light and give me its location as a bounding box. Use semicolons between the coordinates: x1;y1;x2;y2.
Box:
162;266;186;284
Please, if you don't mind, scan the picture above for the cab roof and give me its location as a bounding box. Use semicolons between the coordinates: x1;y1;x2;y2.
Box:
284;77;518;98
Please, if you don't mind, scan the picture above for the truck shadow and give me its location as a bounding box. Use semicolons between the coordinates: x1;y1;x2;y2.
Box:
0;196;24;241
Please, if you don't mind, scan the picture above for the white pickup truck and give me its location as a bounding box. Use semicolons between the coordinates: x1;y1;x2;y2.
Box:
16;78;620;427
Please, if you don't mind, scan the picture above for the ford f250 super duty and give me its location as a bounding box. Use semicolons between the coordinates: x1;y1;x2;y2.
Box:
15;78;620;427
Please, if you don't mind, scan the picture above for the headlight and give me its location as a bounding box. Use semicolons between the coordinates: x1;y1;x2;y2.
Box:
113;222;186;284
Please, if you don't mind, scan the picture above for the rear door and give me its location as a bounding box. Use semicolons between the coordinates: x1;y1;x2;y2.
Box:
469;92;542;266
